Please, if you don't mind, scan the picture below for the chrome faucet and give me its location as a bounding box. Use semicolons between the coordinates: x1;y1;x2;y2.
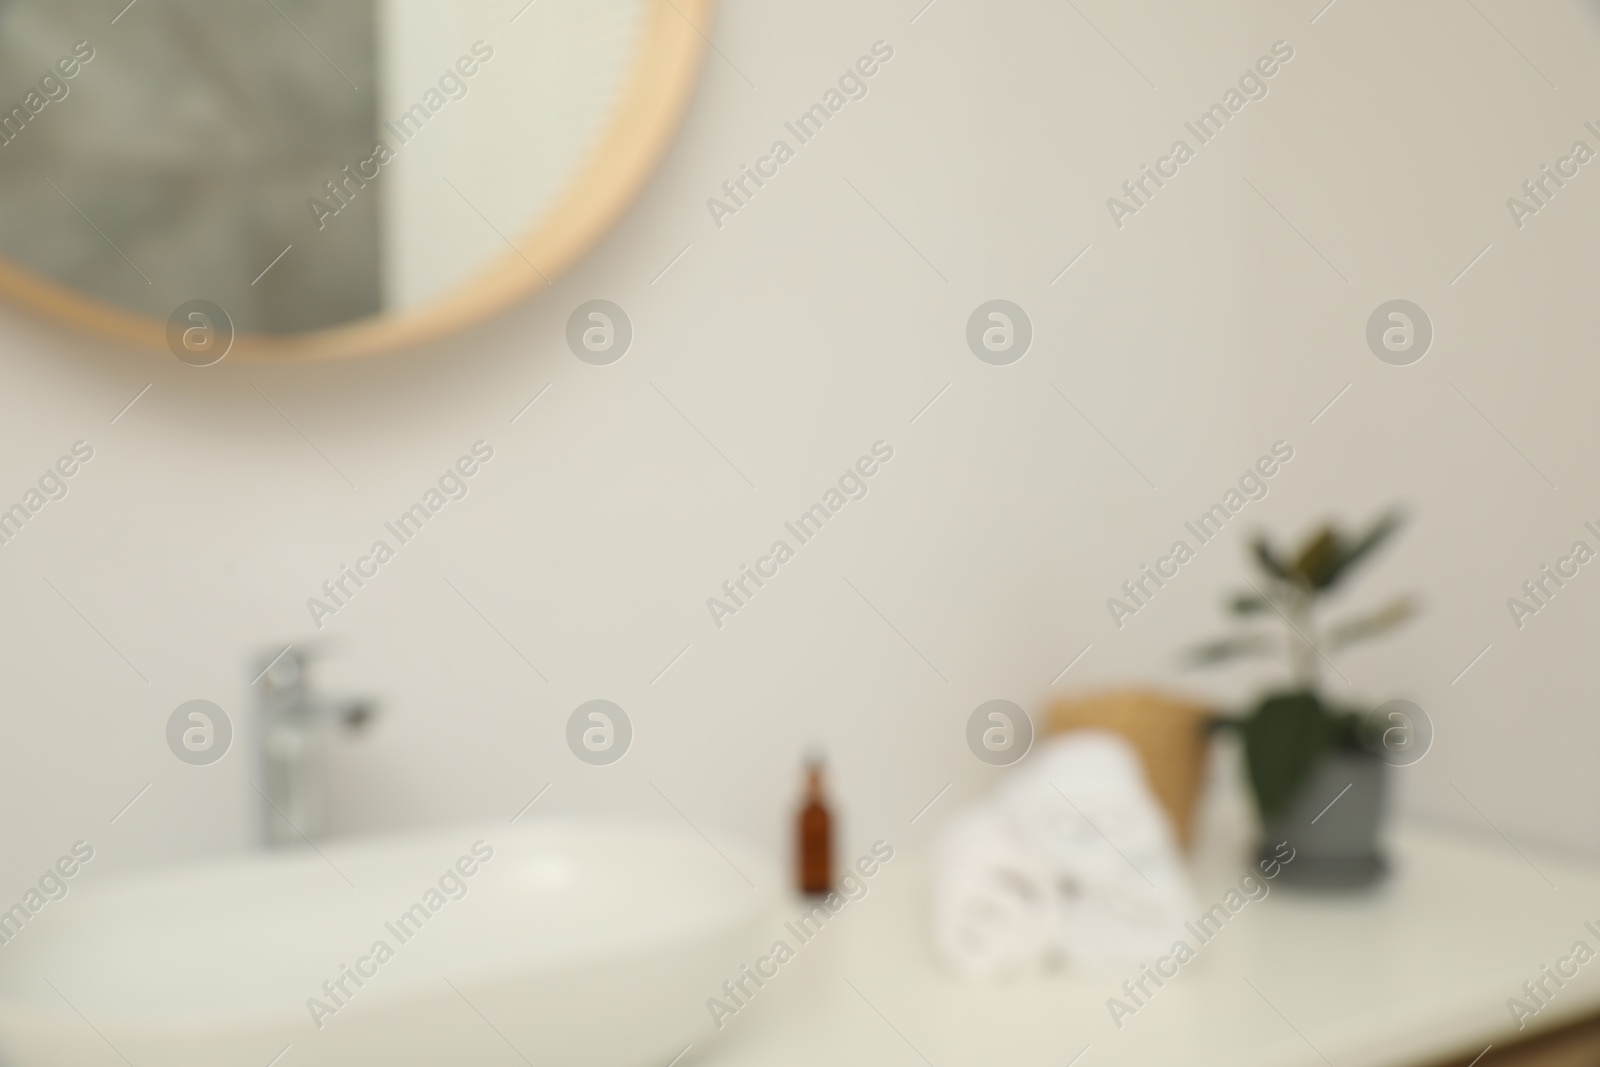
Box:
254;646;375;849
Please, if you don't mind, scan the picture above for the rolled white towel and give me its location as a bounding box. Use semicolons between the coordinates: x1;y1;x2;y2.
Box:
1006;732;1197;970
1003;731;1187;872
932;730;1197;977
930;804;1062;981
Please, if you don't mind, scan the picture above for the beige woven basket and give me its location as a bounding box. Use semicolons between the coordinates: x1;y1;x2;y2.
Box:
1045;689;1213;849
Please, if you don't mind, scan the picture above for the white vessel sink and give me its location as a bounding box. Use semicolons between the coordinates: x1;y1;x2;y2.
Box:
0;819;776;1066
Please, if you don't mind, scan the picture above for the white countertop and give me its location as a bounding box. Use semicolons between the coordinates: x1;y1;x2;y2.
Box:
692;826;1600;1067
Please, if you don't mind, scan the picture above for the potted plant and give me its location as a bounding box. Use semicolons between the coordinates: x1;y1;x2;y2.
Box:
1189;509;1415;887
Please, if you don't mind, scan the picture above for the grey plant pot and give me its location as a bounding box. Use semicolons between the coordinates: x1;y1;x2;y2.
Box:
1260;747;1388;889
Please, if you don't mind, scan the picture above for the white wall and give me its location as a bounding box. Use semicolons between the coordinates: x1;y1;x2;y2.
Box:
1;0;1598;893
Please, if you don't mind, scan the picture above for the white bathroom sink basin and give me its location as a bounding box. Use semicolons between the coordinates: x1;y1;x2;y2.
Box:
0;819;776;1066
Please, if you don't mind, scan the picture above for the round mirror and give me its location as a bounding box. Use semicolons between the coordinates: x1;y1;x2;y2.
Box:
0;0;711;359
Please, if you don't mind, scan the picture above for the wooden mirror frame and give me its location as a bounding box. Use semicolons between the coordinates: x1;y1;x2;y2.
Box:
0;0;713;361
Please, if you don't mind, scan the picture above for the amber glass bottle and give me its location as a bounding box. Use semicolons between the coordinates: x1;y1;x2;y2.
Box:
796;758;833;896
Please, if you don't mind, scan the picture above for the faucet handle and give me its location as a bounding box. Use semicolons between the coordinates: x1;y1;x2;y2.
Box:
253;640;345;690
253;645;305;691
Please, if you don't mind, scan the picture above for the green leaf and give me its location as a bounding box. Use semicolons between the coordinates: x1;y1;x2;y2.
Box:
1240;691;1332;818
1316;510;1404;591
1252;536;1292;582
1229;592;1272;615
1292;525;1343;588
1327;596;1416;651
1187;633;1276;667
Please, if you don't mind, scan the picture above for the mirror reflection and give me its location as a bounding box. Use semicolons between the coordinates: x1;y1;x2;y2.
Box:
0;0;651;334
